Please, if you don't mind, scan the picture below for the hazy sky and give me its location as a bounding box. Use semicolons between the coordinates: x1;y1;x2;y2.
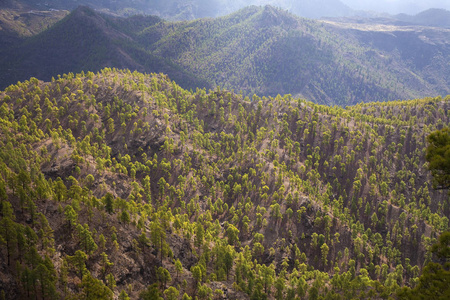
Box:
341;0;450;14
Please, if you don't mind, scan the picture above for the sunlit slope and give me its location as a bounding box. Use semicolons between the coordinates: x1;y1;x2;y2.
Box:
0;68;448;298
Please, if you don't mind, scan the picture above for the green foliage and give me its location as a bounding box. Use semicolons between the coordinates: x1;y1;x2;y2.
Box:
426;127;450;189
156;267;171;289
431;231;450;261
119;290;130;300
67;250;88;279
140;283;162;300
164;286;179;300
398;232;450;299
226;224;240;246
197;284;212;300
81;273;113;300
150;219;168;262
195;221;205;249
120;210;131;224
191;265;203;284
77;224;98;254
0;68;448;300
103;193;115;214
64;205;78;229
2;6;449;106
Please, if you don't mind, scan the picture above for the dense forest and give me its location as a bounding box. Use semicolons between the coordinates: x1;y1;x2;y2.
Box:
0;68;448;299
135;5;450;104
1;6;449;106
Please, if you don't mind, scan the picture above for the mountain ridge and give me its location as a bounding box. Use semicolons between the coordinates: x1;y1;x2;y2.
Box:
125;5;450;105
0;6;211;95
5;0;450;21
395;8;450;28
0;0;353;20
0;68;448;299
0;5;449;106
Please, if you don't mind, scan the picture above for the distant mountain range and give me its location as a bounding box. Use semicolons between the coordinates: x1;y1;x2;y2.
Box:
0;6;210;94
5;0;450;21
342;0;450;15
1;5;448;105
395;8;450;28
0;0;354;19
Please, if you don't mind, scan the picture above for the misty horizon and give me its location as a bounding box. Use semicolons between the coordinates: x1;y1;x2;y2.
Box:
340;0;450;15
6;0;450;19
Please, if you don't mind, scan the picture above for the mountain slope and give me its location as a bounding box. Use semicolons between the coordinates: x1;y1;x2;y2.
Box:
0;6;210;93
139;6;450;104
0;69;448;299
0;8;69;38
1;6;449;105
0;7;68;57
395;8;450;28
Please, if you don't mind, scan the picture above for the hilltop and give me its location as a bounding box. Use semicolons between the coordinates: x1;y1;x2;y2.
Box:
138;5;450;104
0;68;448;299
395;8;450;28
0;6;210;98
0;6;449;106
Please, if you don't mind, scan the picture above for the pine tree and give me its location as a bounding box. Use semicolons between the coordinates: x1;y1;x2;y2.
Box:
118;290;130;300
64;205;78;230
78;224;98;254
0;202;17;266
103;193;114;214
67;250;87;279
426;127;450;189
81;273;113;300
164;286;179;300
150;220;167;263
140;283;161;300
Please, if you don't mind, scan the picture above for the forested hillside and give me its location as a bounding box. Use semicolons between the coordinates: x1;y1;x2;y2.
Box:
0;8;68;39
0;6;210;101
136;5;450;105
0;69;448;299
1;6;449;106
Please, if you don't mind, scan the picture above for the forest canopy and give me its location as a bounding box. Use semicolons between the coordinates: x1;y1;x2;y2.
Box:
0;68;448;299
426;127;450;189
